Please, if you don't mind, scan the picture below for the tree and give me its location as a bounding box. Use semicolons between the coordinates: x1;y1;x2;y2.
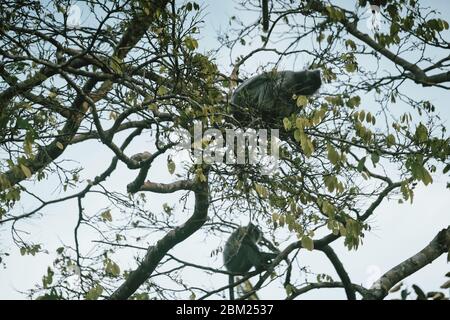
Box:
0;0;449;300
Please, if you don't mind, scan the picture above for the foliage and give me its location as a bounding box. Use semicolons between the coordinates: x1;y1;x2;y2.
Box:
0;0;449;300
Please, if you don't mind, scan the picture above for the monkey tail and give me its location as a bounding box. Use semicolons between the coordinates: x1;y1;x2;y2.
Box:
229;275;235;300
261;0;269;32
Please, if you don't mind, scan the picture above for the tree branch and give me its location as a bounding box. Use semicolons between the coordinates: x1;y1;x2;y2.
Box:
287;281;370;300
366;226;450;300
109;179;209;299
318;245;356;300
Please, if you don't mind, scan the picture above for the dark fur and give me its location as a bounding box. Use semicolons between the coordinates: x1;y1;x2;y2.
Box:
262;0;269;32
223;223;278;299
231;70;321;126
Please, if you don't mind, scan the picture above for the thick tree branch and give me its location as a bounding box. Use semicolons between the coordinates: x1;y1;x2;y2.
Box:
306;0;450;86
109;179;209;299
0;0;170;190
139;180;196;193
287;281;370;300
366;226;450;300
319;245;356;300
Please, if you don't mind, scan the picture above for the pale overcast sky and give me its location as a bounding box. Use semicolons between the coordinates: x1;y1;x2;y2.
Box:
0;0;449;299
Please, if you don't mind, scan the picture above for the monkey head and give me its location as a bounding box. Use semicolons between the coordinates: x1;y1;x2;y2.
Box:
243;223;263;243
285;69;322;96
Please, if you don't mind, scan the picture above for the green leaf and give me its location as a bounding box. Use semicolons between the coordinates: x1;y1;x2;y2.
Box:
415;123;428;143
109;55;123;75
43;267;54;288
293;129;302;142
301;235;314;251
16;117;29;129
167;158;176;174
285;284;295;295
327;143;340;165
24;137;33;157
184;36;198;50
422;168;433;186
345;39;356;50
371;153;380;166
357;157;366;172
443;164;450;174
346;96;361;108
345;62;357;73
322;201;335;216
157;86;168;96
358;110;366;122
323;175;337;193
163;203;173;215
296;117;307;129
386;134;396;147
283;117;292;130
85;284;103;300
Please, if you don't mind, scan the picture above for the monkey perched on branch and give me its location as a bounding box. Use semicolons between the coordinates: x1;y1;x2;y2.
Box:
223;223;278;300
230;70;321;126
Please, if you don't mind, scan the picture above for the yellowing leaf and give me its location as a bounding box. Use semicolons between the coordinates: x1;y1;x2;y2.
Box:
300;135;314;157
195;168;207;182
105;259;121;277
56;141;64;150
109;111;118;120
296;95;308;108
101;209;112;222
20;164;32;178
254;183;268;198
272;212;279;222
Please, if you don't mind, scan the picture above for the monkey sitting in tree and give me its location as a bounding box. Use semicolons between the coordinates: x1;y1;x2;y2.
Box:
223;223;278;300
230;70;322;127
